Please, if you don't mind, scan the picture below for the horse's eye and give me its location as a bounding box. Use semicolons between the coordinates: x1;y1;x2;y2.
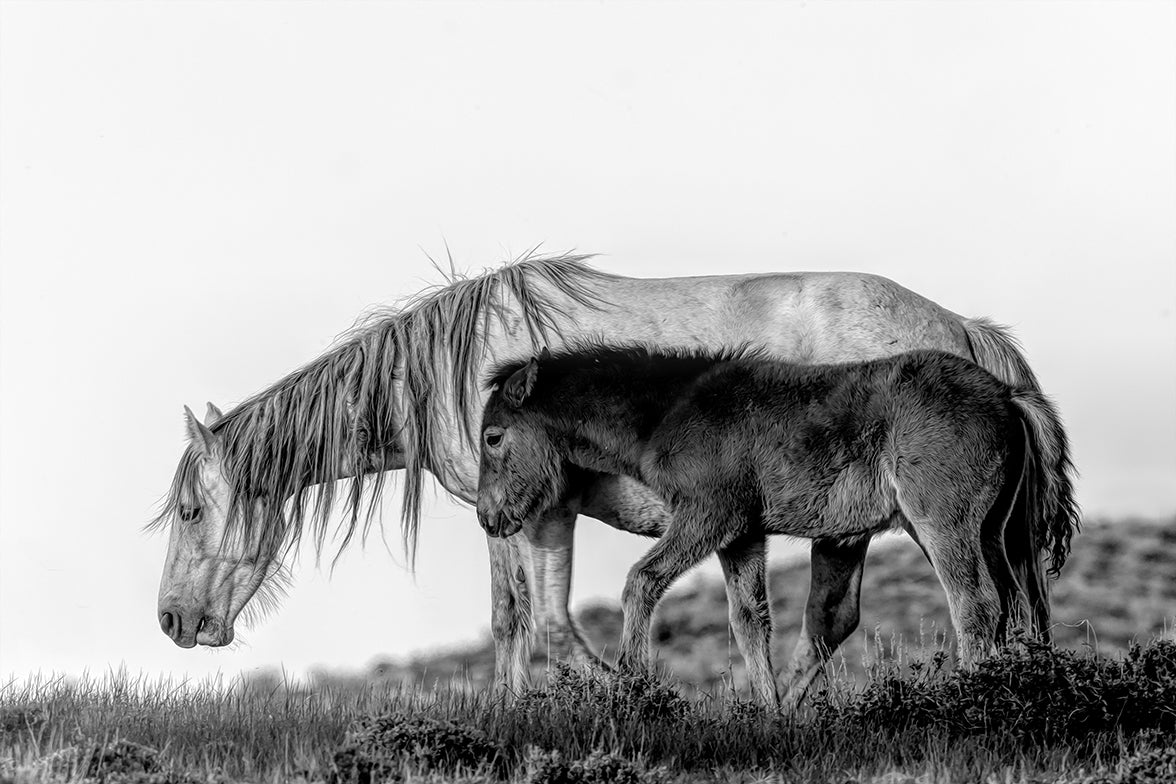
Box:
179;505;201;523
484;430;504;449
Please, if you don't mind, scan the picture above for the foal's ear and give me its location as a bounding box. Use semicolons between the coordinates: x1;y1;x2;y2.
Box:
502;358;539;408
184;405;217;456
205;402;224;427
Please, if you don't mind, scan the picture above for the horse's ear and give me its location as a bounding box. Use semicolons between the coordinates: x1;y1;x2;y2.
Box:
539;346;552;361
184;405;217;456
205;402;224;427
502;358;539;408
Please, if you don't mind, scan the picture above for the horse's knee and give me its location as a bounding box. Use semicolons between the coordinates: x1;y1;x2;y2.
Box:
732;595;772;636
491;609;519;646
491;590;529;644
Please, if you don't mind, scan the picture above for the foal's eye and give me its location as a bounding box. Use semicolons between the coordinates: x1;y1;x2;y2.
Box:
483;430;504;449
179;505;201;523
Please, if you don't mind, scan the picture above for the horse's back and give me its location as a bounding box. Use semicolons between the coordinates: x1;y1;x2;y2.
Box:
600;271;972;363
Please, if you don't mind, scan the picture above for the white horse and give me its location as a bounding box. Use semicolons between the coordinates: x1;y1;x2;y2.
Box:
153;253;1051;701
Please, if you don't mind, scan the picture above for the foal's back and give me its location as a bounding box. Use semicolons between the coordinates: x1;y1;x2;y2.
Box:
643;349;1018;538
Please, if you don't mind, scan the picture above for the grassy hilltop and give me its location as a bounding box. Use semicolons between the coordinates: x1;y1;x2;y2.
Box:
373;517;1176;691
2;517;1174;784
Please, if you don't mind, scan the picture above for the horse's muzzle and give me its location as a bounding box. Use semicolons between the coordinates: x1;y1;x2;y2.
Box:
159;608;233;647
158;608;196;648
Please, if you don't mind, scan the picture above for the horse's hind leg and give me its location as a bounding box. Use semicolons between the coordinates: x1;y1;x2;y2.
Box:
717;533;777;706
780;536;870;709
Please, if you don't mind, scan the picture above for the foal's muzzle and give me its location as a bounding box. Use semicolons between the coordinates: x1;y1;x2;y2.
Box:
477;501;522;538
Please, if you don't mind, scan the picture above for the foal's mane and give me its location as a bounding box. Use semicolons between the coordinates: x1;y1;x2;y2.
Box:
486;341;767;391
153;251;609;562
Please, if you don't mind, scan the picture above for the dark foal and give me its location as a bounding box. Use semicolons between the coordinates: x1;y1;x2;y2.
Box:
476;345;1078;706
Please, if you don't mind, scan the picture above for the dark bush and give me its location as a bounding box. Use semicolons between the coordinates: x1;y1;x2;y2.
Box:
821;638;1176;743
1057;745;1176;783
331;713;500;783
524;747;668;784
0;707;45;739
516;662;689;725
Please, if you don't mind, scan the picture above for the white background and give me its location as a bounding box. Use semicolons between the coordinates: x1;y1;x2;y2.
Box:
1;1;1173;682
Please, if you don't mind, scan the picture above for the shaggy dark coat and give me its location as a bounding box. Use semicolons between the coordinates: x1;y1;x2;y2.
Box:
478;345;1079;705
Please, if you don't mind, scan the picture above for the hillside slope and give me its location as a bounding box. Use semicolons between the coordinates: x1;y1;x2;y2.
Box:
363;517;1175;691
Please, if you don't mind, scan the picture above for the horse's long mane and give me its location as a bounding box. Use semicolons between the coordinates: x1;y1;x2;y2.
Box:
152;251;610;563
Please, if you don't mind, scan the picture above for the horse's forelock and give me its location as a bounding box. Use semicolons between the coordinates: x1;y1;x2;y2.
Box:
146;445;205;532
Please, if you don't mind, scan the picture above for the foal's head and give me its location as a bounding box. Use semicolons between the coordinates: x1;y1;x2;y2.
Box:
477;354;567;538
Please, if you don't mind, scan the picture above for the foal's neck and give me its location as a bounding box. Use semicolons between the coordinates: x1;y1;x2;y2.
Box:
536;357;715;481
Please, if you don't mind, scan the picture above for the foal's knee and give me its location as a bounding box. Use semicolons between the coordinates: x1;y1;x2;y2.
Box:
622;566;663;613
829;602;861;645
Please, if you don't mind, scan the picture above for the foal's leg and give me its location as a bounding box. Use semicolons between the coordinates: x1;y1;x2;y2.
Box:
904;508;1002;667
618;501;733;672
717;533;778;706
780;536;870;709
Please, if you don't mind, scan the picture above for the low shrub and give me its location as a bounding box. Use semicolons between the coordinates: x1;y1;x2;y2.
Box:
820;637;1176;744
524;747;669;784
331;713;500;783
1057;745;1176;783
515;662;690;724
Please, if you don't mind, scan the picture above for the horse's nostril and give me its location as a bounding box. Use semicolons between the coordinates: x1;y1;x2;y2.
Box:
160;611;178;638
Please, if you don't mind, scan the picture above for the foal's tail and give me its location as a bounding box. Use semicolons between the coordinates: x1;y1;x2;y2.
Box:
962;317;1079;636
1008;387;1082;635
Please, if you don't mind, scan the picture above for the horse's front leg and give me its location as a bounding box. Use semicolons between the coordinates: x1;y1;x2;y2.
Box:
486;534;533;692
522;507;599;667
780;535;870;709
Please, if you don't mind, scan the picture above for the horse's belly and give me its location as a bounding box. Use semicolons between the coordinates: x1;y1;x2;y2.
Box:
762;462;899;538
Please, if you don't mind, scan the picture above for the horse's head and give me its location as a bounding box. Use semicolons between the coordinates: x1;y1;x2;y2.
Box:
156;403;284;649
477;354;567;538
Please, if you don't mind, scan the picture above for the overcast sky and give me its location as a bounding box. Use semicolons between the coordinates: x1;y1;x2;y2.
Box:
1;1;1173;683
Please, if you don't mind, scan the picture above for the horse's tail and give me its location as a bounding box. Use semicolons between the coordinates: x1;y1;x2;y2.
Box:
961;316;1042;391
961;316;1078;637
1007;386;1082;636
